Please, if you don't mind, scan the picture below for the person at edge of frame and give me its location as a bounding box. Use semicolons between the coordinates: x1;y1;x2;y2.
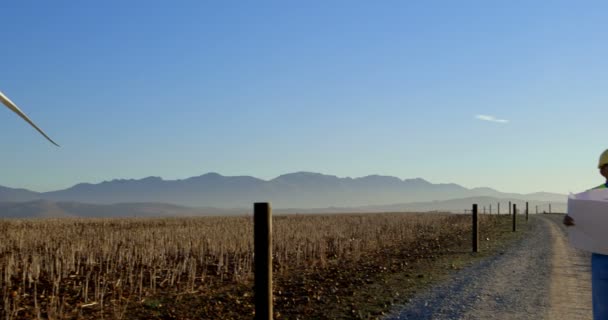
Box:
563;149;608;320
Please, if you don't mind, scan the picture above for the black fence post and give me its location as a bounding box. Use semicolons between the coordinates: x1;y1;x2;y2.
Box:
254;203;272;320
472;204;479;253
512;203;517;232
526;202;529;222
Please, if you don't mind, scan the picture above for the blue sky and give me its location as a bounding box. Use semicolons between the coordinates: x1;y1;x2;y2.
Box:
1;1;607;194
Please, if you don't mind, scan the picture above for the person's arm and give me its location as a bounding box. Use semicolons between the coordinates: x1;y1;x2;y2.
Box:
563;214;575;226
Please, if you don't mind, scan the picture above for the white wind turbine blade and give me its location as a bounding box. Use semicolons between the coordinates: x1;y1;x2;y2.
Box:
0;90;59;147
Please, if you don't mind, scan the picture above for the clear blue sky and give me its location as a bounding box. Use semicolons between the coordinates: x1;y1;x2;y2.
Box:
1;1;607;194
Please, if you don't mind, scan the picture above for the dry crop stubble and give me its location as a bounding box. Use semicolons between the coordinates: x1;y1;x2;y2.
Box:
0;213;502;319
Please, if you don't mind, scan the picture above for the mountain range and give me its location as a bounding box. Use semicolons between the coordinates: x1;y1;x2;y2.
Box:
0;172;567;211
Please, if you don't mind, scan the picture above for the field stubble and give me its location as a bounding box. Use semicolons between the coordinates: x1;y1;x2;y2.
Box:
0;212;521;319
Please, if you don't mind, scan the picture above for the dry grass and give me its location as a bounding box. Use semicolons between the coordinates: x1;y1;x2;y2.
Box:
0;212;502;319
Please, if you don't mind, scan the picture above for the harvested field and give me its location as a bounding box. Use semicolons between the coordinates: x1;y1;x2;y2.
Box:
0;213;523;319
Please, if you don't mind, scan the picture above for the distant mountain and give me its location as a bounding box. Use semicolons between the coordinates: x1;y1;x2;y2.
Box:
0;200;246;219
0;186;41;202
0;200;73;218
0;172;567;209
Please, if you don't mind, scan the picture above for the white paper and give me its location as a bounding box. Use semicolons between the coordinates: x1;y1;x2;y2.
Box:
570;188;608;201
567;189;608;254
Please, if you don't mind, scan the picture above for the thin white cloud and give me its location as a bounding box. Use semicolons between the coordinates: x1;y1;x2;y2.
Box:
475;114;509;124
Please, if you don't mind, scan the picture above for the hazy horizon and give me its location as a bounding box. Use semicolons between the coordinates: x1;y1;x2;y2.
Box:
2;1;607;195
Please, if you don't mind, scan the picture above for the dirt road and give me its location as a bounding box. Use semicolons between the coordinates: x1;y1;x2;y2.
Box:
386;215;592;320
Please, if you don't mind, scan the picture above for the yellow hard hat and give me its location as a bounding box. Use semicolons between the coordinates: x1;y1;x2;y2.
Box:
599;149;608;168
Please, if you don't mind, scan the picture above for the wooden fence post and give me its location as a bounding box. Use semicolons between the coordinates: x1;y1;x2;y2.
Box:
498;202;500;215
254;203;272;320
472;204;479;253
526;202;529;222
509;201;512;215
512;203;517;232
489;204;492;214
536;205;538;214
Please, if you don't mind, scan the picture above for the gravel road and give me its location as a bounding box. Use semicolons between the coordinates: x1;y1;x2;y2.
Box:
385;215;592;320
